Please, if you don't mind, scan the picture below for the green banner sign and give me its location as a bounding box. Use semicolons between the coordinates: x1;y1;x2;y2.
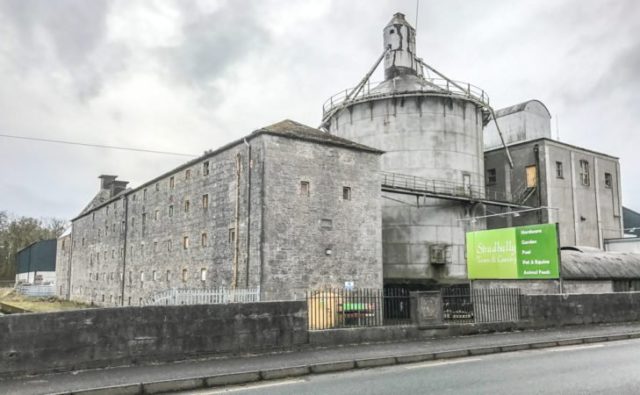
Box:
466;224;560;279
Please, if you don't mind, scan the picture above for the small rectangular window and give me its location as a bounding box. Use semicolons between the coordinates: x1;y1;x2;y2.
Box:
169;176;175;189
153;241;158;252
182;269;188;282
200;268;207;281
183;236;189;249
556;162;564;179
604;172;613;188
201;232;208;247
579;160;590;186
152;270;157;281
169;205;174;217
203;161;210;176
166;270;171;281
229;228;236;243
143;188;147;200
343;186;351;200
487;168;497;185
300;181;310;196
167;239;172;252
155;209;159;220
140;272;145;282
184;200;190;213
132;194;137;201
155;182;160;192
185;169;191;179
202;194;209;209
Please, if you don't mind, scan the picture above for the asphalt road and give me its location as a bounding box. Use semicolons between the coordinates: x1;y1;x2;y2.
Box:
184;338;640;395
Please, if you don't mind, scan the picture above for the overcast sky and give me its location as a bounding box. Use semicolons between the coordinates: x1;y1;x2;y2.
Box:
0;0;638;220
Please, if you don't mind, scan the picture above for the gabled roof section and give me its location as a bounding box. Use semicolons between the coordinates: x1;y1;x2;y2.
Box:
255;119;384;154
78;189;112;216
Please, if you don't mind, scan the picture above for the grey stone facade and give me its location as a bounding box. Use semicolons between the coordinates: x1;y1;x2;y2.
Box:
61;120;383;306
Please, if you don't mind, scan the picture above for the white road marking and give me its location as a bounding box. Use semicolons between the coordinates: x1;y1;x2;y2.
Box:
546;344;604;352
184;378;306;394
403;357;483;370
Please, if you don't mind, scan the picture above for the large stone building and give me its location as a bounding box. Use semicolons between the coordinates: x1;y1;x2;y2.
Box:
58;120;383;306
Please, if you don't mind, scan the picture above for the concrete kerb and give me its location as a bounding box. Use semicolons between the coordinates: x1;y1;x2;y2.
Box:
48;332;640;395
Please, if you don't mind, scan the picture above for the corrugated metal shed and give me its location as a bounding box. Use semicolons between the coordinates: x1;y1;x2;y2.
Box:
561;249;640;280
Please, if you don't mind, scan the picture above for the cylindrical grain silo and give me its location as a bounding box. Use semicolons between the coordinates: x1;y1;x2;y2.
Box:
322;13;489;286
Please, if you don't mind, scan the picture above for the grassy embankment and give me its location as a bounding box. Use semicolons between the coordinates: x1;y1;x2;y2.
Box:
0;288;89;313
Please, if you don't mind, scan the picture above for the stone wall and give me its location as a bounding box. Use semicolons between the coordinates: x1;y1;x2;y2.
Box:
521;292;640;326
0;301;307;378
261;135;382;300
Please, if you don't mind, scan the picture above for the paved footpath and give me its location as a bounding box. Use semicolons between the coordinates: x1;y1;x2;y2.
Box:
3;322;640;395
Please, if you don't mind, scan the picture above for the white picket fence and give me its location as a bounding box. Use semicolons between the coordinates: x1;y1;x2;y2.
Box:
148;287;261;306
16;284;56;297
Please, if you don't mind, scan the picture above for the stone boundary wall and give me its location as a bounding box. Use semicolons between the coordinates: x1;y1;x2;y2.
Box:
521;292;640;326
0;301;307;378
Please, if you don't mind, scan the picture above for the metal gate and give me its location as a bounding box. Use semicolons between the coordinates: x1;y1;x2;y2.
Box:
441;286;520;323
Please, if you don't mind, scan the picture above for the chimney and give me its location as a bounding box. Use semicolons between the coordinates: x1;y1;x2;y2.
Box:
98;175;128;198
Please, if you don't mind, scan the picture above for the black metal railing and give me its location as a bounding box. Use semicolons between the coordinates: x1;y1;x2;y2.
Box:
441;286;521;324
307;288;411;330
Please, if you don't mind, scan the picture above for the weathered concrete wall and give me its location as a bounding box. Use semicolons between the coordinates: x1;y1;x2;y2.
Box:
485;138;623;248
329;93;485;283
0;301;307;378
472;279;613;294
521;292;640;326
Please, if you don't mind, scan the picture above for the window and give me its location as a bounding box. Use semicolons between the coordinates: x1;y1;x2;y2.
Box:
300;181;310;196
229;228;236;243
525;165;537;188
141;213;147;236
169;205;174;217
140;272;145;282
604;172;613;188
132;194;137;201
143;189;147;200
131;217;135;231
556;162;564;179
184;200;190;213
167;239;172;252
320;219;333;230
153;241;158;252
155;209;159;220
166;270;171;282
579;160;590;186
182;269;188;282
201;232;208;247
169;176;175;189
185;169;191;179
487;169;496;185
200;268;207;282
203;161;210;176
202;194;209;209
183;236;189;249
155;182;160;192
343;186;351;200
152;271;157;281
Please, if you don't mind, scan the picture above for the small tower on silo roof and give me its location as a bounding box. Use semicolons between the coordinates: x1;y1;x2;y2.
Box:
383;12;421;79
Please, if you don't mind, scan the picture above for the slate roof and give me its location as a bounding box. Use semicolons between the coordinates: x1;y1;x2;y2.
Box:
255;119;383;154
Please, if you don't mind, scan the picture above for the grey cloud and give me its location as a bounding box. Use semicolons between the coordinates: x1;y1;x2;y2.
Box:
0;0;126;101
157;1;271;87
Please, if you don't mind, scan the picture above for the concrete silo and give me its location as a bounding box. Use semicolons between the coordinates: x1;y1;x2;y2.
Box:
321;13;493;287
